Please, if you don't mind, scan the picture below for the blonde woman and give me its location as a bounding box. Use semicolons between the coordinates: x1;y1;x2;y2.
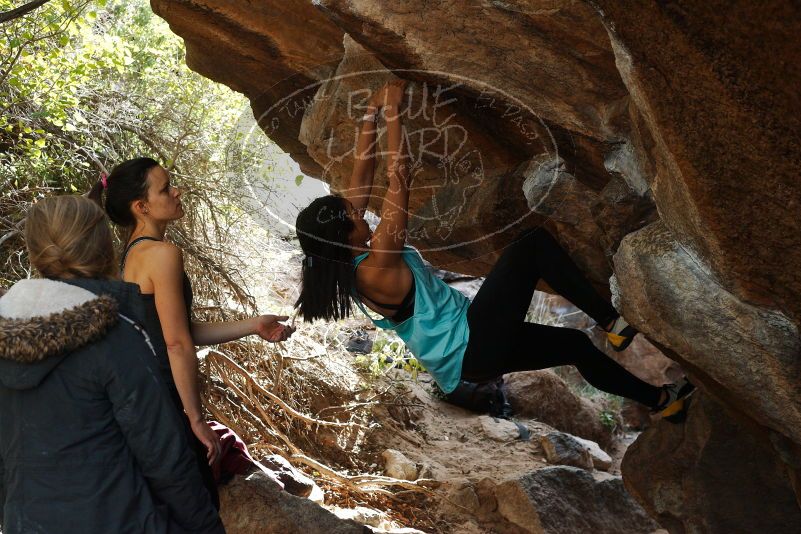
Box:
0;196;223;533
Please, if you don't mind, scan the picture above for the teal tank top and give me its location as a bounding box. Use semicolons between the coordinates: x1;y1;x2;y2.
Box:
353;247;470;394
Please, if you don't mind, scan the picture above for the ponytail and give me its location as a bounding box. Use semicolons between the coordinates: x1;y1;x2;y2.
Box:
86;178;105;206
97;157;158;228
25;196;116;279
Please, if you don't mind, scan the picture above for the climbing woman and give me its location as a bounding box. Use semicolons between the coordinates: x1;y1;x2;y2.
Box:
89;158;294;508
293;80;693;419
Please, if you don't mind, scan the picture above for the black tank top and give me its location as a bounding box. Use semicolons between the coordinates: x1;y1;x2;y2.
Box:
120;236;193;389
119;237;220;508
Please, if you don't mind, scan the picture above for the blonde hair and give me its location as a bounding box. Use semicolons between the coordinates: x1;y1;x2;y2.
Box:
25;196;116;279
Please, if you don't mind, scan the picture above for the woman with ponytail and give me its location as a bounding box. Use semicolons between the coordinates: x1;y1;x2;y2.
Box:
90;158;294;508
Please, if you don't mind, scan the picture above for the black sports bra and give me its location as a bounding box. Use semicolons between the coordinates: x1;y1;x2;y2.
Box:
355;276;416;323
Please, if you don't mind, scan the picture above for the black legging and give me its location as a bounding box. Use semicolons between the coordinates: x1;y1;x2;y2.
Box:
461;227;662;408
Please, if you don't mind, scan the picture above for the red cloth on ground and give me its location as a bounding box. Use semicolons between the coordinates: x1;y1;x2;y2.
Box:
209;421;257;483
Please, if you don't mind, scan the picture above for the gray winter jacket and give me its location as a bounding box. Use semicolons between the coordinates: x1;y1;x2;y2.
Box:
0;278;224;534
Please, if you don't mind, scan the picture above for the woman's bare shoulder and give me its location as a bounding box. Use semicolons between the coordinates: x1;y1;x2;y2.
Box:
127;240;183;275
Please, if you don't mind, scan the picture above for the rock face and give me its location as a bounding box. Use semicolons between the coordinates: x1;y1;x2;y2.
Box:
592;1;801;325
612;222;801;446
151;0;801;530
297;34;533;273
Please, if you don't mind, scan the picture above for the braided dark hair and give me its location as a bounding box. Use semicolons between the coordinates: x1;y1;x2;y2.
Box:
294;195;357;322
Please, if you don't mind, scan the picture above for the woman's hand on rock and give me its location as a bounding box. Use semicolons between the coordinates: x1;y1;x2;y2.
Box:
369;80;407;108
383;79;407;107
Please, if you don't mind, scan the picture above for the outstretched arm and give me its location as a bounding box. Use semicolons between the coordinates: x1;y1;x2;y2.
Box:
191;315;294;346
369;80;410;268
344;85;388;212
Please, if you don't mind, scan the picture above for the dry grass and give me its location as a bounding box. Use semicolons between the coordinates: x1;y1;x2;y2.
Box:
178;215;439;529
194;321;442;531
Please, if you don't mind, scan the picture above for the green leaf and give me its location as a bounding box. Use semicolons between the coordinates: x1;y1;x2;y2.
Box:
295;174;304;186
34;138;47;148
70;183;77;192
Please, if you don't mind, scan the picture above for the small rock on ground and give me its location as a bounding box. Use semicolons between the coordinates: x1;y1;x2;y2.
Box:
572;434;613;471
478;415;521;442
257;454;318;497
540;432;594;470
381;449;418;480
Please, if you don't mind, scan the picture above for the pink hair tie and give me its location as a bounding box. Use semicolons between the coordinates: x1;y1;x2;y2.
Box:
100;173;108;189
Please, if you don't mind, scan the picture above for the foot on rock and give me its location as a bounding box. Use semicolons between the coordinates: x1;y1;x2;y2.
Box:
654;378;696;423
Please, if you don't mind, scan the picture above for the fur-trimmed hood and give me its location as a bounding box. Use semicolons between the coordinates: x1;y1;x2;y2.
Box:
0;278;144;390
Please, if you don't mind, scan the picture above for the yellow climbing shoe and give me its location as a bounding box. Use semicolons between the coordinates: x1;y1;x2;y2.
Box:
660;398;686;419
605;316;638;352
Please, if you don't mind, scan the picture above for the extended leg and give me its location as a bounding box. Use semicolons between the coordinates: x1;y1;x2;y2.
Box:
464;321;661;407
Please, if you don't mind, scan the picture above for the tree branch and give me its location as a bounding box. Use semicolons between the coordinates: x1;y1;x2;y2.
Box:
0;0;52;24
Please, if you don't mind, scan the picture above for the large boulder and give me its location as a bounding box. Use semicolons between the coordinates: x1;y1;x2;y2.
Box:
612;222;801;446
150;0;651;277
591;0;801;325
219;471;371;534
151;1;801;530
494;467;660;534
504;370;615;449
439;470;659;534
